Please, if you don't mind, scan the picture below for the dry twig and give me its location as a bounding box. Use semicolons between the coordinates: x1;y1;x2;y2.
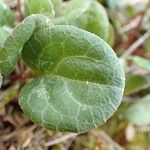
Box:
45;133;79;147
121;30;150;58
99;131;125;150
119;16;142;33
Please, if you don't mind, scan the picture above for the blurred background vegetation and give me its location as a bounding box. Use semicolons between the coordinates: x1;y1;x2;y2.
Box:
0;0;150;149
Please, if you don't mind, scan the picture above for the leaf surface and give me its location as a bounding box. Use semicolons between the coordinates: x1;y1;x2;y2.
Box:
125;95;150;126
0;26;12;47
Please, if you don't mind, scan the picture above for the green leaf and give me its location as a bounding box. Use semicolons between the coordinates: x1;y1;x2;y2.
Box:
0;1;15;27
20;73;124;132
131;56;150;71
25;0;55;18
21;26;124;132
0;14;125;132
55;0;109;41
0;26;12;47
124;75;150;96
125;95;150;126
0;14;53;75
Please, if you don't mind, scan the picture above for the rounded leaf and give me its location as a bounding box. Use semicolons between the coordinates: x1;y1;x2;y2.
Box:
0;14;125;132
55;0;109;40
20;25;125;132
125;95;150;126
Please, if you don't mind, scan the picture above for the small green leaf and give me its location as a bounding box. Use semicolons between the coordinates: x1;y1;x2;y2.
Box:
0;1;15;27
25;0;55;18
131;56;150;71
125;95;150;126
55;0;109;41
0;26;12;47
0;14;53;75
125;75;150;96
20;25;124;132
